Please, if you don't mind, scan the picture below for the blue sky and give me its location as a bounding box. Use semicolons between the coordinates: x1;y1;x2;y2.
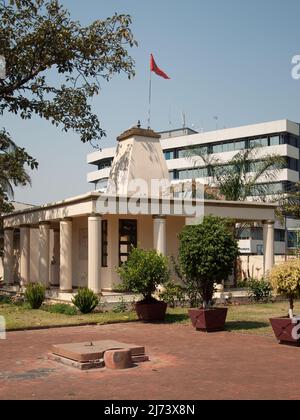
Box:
3;0;300;204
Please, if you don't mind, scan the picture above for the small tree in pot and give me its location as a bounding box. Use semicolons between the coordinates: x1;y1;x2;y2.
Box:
269;259;300;345
117;248;170;321
178;215;239;332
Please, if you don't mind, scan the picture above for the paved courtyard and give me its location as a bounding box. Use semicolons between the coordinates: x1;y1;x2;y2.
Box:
1;322;300;400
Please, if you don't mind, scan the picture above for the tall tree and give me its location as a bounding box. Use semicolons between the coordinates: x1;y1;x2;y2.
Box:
186;146;285;201
0;0;137;211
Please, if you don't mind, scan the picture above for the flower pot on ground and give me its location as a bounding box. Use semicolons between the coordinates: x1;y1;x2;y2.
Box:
178;215;239;332
117;248;170;322
269;259;300;346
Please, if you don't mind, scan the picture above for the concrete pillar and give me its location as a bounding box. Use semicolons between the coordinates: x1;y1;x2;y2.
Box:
51;229;60;286
3;229;14;285
59;219;72;292
88;215;102;293
153;216;167;255
39;222;50;287
263;220;275;275
20;226;30;286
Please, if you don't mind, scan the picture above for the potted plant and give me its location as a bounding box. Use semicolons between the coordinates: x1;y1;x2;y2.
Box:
178;215;239;332
269;259;300;345
117;248;170;322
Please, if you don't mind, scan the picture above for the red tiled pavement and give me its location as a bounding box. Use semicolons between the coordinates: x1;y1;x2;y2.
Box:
1;322;300;400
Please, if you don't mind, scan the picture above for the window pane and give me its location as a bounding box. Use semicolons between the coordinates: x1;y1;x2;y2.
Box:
269;135;280;146
212;143;223;153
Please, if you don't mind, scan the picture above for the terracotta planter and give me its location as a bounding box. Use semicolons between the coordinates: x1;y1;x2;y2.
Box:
270;317;300;346
188;307;228;332
135;301;167;322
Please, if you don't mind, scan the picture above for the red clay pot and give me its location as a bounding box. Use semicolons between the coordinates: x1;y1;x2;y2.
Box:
188;307;228;332
135;301;167;322
270;317;300;346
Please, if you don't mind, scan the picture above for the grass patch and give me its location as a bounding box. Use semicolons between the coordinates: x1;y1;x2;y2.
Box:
0;300;299;335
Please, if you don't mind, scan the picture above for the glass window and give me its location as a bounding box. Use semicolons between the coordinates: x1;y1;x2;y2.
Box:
275;229;285;242
237;228;251;240
101;220;108;267
164;150;174;160
119;220;137;265
269;135;280;146
234;140;246;151
222;142;235;153
249;137;268;148
178;149;188;158
212;143;223;154
251;227;263;241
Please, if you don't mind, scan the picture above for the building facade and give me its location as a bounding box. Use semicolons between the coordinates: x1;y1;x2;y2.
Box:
87;119;300;256
1;127;278;295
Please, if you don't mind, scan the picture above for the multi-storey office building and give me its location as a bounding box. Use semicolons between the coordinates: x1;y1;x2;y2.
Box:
87;119;300;255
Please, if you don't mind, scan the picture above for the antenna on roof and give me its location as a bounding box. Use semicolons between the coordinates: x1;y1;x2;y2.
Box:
181;111;186;128
213;116;218;130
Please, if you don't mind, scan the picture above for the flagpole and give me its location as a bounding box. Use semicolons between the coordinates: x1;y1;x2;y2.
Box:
148;68;152;129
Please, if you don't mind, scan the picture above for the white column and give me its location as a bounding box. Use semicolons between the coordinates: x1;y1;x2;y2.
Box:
88;214;102;293
39;222;50;287
59;219;72;292
20;226;30;286
263;220;275;275
51;229;60;286
153;216;167;255
3;229;14;285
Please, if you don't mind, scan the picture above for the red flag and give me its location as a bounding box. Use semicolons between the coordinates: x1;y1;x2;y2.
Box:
150;54;170;79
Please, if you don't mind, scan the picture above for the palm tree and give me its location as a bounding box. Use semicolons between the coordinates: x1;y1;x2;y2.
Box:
186;146;285;201
278;182;300;219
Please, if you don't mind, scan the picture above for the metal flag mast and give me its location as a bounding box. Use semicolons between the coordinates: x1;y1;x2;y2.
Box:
147;53;170;129
147;67;152;129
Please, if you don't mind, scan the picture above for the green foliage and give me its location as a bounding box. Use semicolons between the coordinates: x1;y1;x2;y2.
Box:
0;294;12;304
0;129;38;214
71;288;99;314
112;297;128;313
43;303;77;316
171;256;202;308
24;283;45;309
189;146;285;201
159;280;185;308
0;0;136;144
178;216;239;308
117;248;170;302
0;0;137;210
248;278;272;302
269;259;300;310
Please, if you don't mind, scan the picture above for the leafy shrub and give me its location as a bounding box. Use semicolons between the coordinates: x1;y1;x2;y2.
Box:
0;294;12;304
112;297;128;313
178;216;239;308
43;303;77;316
171;256;202;308
159;280;185;308
117;248;170;303
248;278;272;302
269;259;300;316
72;288;99;314
24;283;46;309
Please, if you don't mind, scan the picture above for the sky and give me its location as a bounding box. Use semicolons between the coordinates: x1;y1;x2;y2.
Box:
3;0;300;205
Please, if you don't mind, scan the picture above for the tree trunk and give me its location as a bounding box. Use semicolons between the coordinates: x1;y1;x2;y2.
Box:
289;297;294;319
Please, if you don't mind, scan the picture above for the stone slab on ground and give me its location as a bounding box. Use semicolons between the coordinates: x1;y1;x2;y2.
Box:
52;340;145;362
47;353;104;370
